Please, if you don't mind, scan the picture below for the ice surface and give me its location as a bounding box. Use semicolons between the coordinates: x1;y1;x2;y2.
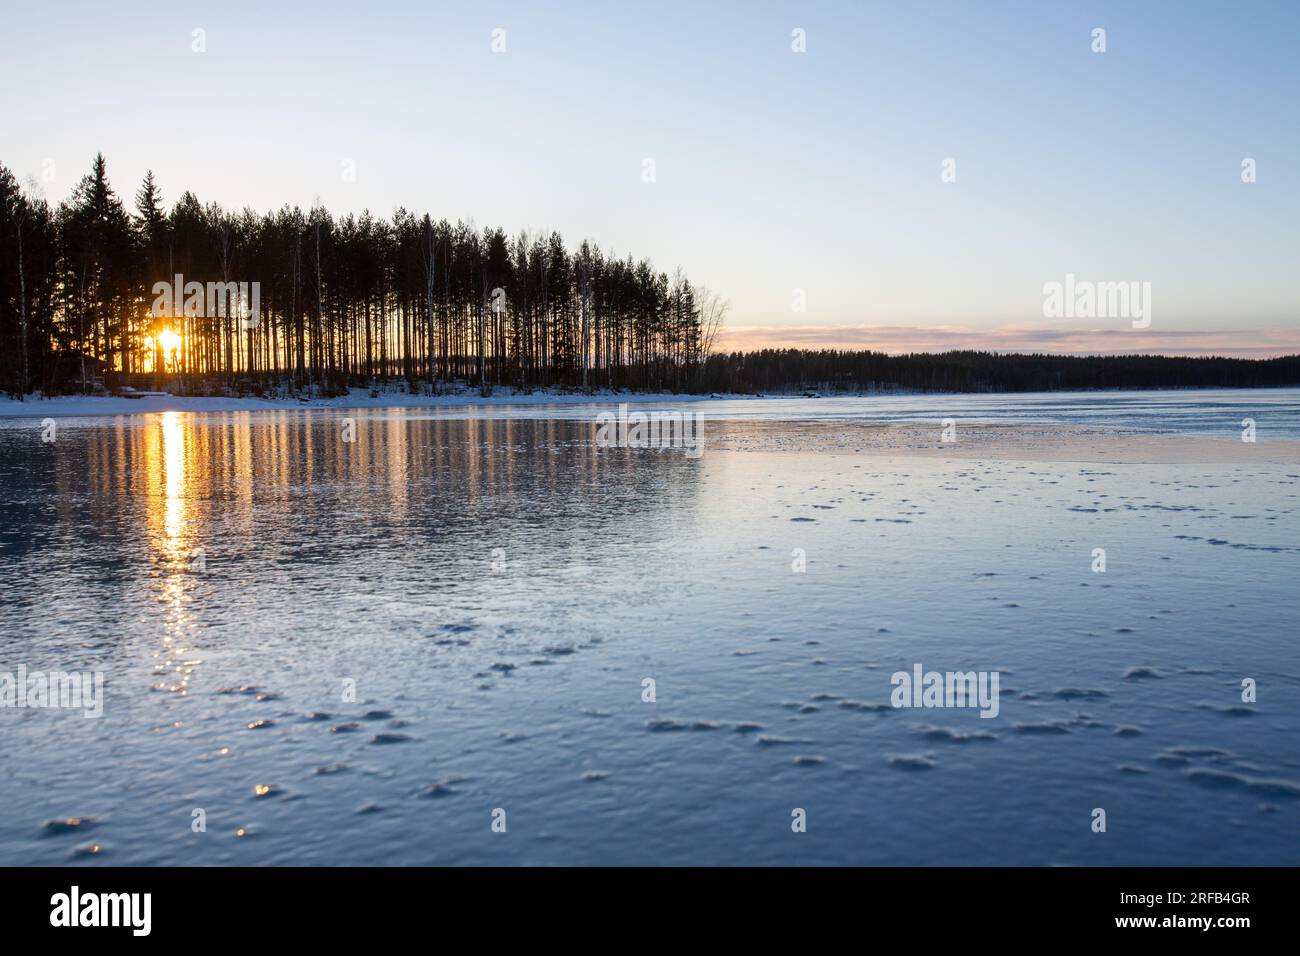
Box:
0;391;1297;864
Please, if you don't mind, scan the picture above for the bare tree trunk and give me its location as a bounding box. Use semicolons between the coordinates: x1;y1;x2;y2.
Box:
315;223;324;390
219;222;234;387
78;262;89;395
15;208;28;398
579;260;589;389
423;226;436;385
478;267;487;390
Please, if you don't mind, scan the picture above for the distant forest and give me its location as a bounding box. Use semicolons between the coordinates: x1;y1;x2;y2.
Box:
3;155;1297;399
699;350;1300;394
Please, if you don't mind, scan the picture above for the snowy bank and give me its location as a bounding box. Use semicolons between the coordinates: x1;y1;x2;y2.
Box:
0;386;755;419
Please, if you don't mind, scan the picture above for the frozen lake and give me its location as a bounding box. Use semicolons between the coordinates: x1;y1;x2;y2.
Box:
1;389;1298;865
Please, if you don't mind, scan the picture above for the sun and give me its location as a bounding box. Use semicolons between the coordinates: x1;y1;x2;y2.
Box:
144;328;183;373
157;329;182;355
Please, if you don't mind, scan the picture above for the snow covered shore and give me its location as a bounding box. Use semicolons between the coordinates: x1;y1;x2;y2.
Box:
0;386;746;419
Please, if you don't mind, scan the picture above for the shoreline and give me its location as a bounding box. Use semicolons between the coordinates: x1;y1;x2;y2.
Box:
4;383;1300;420
0;386;735;419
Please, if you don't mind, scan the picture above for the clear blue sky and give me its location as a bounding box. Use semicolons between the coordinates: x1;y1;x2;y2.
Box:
2;0;1296;354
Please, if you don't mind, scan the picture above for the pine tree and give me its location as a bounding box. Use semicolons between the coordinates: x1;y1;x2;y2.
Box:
134;169;166;244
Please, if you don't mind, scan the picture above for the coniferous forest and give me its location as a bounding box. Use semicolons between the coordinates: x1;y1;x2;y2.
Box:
697;350;1300;394
2;154;1297;400
0;154;725;397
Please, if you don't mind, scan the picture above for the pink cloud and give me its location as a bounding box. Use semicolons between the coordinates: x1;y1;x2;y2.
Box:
713;325;1300;359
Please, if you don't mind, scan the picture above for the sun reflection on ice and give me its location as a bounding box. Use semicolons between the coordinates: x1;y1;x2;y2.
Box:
148;411;200;696
162;411;185;542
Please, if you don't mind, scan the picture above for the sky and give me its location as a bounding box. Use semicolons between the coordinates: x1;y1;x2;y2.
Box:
1;0;1297;356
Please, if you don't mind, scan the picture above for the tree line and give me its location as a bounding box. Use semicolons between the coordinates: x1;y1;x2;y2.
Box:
0;154;726;397
699;349;1300;394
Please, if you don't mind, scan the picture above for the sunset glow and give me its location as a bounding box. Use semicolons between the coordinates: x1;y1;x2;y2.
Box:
157;328;181;357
